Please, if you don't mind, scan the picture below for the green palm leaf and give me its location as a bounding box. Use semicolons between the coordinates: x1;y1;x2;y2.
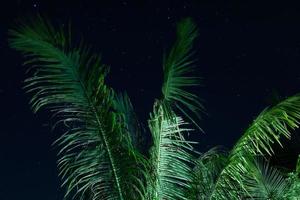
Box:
144;18;203;200
113;92;143;150
189;147;228;199
231;94;300;158
9;16;146;200
146;101;195;200
211;94;300;199
162;18;203;129
242;157;288;199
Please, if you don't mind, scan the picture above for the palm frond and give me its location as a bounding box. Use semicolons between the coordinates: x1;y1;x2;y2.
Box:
113;92;143;150
232;94;300;158
146;101;195;200
242;157;289;199
188;147;228;200
211;94;300;199
9;16;146;200
210;156;289;200
162;18;203;129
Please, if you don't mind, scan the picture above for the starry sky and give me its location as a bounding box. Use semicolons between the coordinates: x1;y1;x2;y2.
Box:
2;1;300;199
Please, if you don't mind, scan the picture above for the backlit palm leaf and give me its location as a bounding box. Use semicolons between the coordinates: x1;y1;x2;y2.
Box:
242;157;288;200
211;94;300;199
188;147;228;199
162;18;203;129
146;101;195;200
9;16;146;200
145;18;203;200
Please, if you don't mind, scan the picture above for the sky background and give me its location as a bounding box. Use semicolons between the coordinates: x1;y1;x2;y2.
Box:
2;1;300;199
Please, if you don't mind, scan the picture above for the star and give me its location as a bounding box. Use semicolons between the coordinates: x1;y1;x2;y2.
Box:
110;25;117;32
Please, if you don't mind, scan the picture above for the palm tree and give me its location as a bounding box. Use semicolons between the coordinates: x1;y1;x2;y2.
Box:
9;16;300;199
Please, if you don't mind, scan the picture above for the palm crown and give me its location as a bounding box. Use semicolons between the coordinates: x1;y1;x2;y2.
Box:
9;16;300;199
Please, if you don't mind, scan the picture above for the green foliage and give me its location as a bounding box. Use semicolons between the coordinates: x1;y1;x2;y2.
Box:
241;157;289;199
9;16;146;200
113;92;143;150
9;16;300;200
146;102;195;200
143;18;205;200
162;18;203;130
232;94;300;158
210;94;300;199
284;156;300;199
284;173;300;199
188;148;228;199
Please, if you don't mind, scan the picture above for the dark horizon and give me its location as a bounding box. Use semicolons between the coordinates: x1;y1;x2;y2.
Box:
2;1;300;199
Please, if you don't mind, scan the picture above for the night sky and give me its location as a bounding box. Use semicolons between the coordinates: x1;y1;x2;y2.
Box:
2;1;300;199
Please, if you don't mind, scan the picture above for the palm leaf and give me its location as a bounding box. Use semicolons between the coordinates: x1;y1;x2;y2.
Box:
231;94;300;158
9;16;146;200
144;18;203;200
113;92;143;150
146;101;196;200
242;157;289;199
188;147;228;200
211;94;300;199
161;18;204;129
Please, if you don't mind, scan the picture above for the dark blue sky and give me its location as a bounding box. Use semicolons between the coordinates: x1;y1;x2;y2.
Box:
2;1;300;199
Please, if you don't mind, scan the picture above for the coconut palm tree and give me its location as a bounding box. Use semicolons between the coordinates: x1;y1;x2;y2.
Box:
9;16;300;199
